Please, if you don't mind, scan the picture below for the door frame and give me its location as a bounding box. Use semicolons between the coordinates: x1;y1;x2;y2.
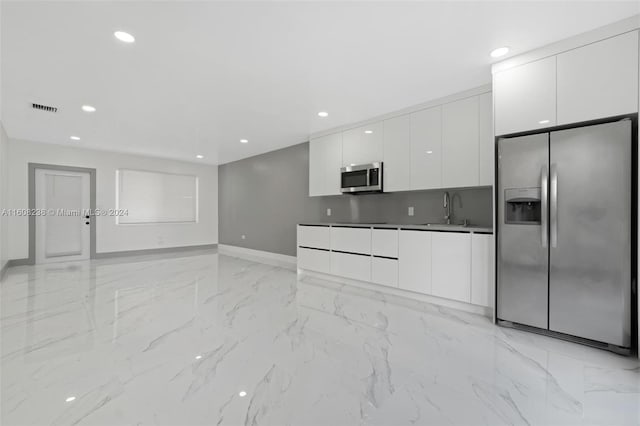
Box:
28;163;97;265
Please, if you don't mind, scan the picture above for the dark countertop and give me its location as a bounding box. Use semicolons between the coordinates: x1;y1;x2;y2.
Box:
298;222;493;234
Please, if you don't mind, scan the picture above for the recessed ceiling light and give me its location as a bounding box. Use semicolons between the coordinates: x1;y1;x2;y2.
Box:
317;111;329;118
426;150;433;154
490;46;510;58
238;391;247;397
240;139;248;144
196;155;204;159
114;31;135;43
364;130;373;134
65;396;76;402
70;136;81;141
195;354;202;359
81;105;96;113
539;119;550;124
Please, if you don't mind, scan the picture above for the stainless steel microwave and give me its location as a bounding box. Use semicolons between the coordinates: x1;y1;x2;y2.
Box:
340;162;383;194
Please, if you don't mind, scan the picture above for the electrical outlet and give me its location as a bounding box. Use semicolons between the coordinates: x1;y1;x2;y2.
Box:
408;206;414;216
326;208;332;216
241;235;246;240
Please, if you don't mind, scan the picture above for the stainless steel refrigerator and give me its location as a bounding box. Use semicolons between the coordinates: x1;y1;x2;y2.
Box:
497;118;634;352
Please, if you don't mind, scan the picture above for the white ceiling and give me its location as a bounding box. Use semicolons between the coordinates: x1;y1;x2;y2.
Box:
2;1;639;165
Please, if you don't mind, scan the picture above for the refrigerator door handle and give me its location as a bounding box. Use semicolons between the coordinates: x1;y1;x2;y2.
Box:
550;163;558;248
540;165;548;247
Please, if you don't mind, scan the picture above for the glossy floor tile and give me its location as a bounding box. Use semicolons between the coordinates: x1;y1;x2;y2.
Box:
1;252;639;425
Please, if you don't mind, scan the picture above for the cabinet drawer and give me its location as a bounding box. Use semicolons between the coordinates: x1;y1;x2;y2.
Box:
372;257;398;287
372;229;398;258
331;227;371;254
331;252;371;282
298;225;331;249
298;247;331;274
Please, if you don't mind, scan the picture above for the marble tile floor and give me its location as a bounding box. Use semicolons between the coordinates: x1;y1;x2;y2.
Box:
1;252;638;425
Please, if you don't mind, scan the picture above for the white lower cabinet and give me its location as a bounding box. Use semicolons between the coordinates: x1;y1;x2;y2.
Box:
331;227;372;254
431;232;471;303
372;257;398;287
298;225;493;310
331;252;371;282
372;228;398;258
471;233;494;307
398;230;432;294
297;225;331;250
298;248;331;274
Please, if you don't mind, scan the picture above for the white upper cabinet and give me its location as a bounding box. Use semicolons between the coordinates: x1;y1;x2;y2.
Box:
494;56;557;136
342;122;384;166
478;92;494;186
310;89;494;194
557;31;639;125
442;97;479;188
410;106;442;190
382;115;411;192
309;138;323;197
309;133;342;197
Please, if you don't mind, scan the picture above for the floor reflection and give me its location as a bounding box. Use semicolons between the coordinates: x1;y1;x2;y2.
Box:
1;252;638;425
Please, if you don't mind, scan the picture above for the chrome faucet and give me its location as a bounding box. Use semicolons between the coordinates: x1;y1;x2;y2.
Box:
443;191;451;224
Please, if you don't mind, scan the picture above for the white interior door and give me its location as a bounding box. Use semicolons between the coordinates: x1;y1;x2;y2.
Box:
35;169;91;264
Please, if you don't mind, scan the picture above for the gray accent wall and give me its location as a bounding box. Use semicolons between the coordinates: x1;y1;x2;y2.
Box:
219;142;492;256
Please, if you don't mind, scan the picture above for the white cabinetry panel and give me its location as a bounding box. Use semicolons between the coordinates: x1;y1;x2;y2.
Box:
557;31;639;125
342;122;384;166
298;248;331;274
308;138;323;197
331;227;371;254
331;252;371;282
431;232;471;303
410;106;442;190
382;115;411;192
399;230;432;294
494;56;556;136
372;228;398;258
297;225;331;250
309;133;342;196
471;233;494;307
478;92;494;186
442;96;479;188
372;257;399;287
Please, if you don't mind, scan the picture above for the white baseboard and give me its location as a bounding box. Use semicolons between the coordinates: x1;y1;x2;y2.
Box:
218;244;297;271
299;269;492;317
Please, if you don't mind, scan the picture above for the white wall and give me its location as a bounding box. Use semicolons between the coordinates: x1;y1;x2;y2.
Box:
7;139;218;258
0;123;9;271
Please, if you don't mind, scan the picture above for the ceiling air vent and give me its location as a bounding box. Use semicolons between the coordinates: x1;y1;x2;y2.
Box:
31;103;58;113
